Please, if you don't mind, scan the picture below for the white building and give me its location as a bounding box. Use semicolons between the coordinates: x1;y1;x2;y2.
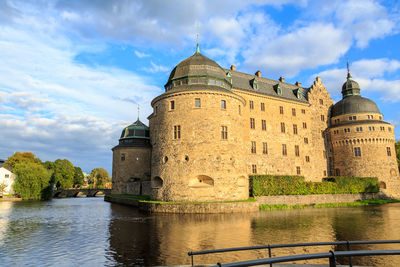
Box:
0;167;15;195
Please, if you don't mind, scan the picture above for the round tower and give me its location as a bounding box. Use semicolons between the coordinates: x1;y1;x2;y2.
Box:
328;70;399;196
112;119;151;195
148;46;248;201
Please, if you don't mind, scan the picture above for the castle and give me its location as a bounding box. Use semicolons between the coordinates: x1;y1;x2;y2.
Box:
112;45;400;201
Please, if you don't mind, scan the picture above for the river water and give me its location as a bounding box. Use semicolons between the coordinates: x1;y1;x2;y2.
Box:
0;197;400;266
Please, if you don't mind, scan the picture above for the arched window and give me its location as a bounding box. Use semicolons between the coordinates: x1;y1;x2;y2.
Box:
152;176;163;188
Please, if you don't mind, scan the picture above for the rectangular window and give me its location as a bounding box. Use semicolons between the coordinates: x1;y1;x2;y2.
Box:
295;145;300;157
250;118;255;129
356;127;363;132
5;174;9;178
221;126;228;140
170;100;175;110
353;116;357;120
251;141;256;154
304;137;309;144
281;122;285;133
292;108;296;116
252;164;257;174
303;122;307;129
249;100;254;110
293;124;298;135
321;114;325;121
296;166;301;175
174;125;181;139
263;142;268;154
282;144;287;156
354;147;361;157
195;98;201;107
121;154;125;161
301;109;306;114
381;126;385;131
305;156;310;162
280;106;284;114
387;147;392;156
319;99;323;105
221;100;226;109
239;105;241;115
389;127;392;132
262;120;266;131
349;116;352;120
261;102;265;111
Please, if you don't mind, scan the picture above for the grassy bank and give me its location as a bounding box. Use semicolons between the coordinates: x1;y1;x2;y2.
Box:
259;199;400;211
110;194;256;204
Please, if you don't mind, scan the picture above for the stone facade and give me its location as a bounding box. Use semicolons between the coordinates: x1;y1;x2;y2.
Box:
112;48;400;201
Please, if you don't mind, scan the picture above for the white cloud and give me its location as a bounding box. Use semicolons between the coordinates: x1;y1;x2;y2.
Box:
243;23;350;77
134;50;150;58
142;62;170;73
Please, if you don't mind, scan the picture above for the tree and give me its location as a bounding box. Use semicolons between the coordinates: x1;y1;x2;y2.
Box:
89;168;111;188
12;161;51;200
73;167;85;187
4;152;42;170
0;182;7;196
396;141;400;172
53;159;75;189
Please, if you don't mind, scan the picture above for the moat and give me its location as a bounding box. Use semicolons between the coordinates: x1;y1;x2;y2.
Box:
1;197;400;266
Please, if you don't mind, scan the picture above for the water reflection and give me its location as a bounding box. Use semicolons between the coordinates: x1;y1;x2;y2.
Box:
108;204;400;266
1;198;400;266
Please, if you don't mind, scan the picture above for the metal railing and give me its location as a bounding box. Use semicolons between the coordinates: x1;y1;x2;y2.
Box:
188;240;400;266
212;249;400;267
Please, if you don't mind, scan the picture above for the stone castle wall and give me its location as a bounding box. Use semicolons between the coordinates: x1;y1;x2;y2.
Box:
149;89;249;201
111;146;151;195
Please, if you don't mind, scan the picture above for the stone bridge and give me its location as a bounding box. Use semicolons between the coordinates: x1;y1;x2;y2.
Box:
53;188;112;198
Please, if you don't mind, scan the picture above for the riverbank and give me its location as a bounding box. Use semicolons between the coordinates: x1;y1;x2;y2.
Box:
0;196;22;201
105;193;393;213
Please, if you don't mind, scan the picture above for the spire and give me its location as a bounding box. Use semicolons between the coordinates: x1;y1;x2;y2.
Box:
196;33;200;54
347;56;352;80
137;104;140;120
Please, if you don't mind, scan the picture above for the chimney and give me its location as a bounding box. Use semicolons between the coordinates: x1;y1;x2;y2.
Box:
279;77;285;83
295;81;302;87
230;65;236;71
255;70;261;78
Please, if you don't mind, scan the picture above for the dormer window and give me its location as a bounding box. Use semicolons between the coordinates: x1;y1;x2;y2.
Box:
276;83;282;95
226;71;232;84
251;78;258;90
295;88;302;99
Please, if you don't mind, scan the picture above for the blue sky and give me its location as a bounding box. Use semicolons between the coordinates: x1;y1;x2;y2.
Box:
0;0;399;174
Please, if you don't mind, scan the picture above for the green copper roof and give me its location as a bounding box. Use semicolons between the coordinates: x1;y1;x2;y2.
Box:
119;119;150;140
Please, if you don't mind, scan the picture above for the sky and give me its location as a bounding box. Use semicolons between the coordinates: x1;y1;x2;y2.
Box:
0;0;400;174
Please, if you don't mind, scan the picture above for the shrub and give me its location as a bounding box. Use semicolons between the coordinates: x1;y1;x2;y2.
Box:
250;175;379;196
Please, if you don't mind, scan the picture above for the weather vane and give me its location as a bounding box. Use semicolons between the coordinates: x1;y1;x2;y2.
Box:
195;21;200;53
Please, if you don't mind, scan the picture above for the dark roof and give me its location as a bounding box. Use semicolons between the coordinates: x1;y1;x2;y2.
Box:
342;73;361;98
119;119;150;141
227;69;308;103
167;52;229;85
331;95;380;117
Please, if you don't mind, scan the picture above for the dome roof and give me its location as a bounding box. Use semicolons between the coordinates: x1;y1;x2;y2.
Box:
120;119;150;140
341;73;361;97
331;95;380;117
164;46;231;91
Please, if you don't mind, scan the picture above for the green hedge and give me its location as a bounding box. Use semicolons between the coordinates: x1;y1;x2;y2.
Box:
250;175;379;196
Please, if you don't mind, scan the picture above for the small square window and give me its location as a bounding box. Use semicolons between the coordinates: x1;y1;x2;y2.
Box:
252;164;257;174
195;98;201;107
249;100;254;110
301;109;305;114
5;174;9;178
221;100;226;109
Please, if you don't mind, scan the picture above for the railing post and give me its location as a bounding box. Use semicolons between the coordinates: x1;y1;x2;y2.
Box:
346;241;353;267
329;250;336;267
191;254;194;266
268;244;272;267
